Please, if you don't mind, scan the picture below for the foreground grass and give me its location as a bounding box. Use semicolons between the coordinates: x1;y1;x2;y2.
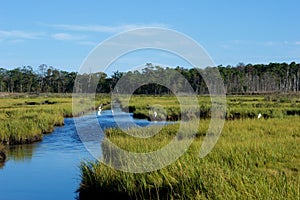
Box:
78;117;300;199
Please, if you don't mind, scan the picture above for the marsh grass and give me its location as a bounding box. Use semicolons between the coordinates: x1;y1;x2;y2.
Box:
0;94;111;145
78;117;300;199
117;94;300;121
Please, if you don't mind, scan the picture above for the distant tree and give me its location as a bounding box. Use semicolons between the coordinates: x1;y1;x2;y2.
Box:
1;61;300;94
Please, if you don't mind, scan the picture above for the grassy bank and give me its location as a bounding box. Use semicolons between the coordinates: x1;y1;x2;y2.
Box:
0;93;110;145
78;116;300;199
117;94;300;120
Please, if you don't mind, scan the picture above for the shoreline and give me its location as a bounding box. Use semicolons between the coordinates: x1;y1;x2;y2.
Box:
0;145;6;164
0;105;100;166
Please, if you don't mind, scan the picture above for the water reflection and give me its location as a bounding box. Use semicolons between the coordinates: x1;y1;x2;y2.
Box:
7;143;38;162
0;160;4;168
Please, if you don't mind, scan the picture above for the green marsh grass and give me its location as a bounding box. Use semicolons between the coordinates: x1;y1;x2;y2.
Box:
78;117;300;199
117;94;300;120
0;94;111;145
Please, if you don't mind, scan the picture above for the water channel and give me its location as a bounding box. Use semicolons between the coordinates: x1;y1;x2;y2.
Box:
0;109;167;200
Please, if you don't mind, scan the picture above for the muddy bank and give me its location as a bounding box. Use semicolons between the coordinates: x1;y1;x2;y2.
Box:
0;147;6;163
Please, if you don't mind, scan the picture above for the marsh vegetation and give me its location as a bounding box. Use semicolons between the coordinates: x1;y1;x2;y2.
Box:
118;94;300;120
78;94;300;199
0;93;299;199
0;93;110;146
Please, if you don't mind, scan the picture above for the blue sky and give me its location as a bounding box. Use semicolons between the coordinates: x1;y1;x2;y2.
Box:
1;0;300;73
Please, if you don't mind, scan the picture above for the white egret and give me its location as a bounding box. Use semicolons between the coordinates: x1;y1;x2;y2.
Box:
97;104;102;116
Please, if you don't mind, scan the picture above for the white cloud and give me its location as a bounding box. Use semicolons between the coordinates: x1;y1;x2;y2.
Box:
0;30;43;40
295;41;300;45
265;41;290;46
0;23;170;45
48;23;169;33
221;40;300;48
51;33;86;40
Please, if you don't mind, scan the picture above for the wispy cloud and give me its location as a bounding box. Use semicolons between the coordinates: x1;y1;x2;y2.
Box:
0;23;170;46
51;33;86;41
220;40;300;49
47;23;169;33
294;41;300;45
0;30;43;40
264;41;289;46
263;41;300;46
51;33;99;46
0;30;90;44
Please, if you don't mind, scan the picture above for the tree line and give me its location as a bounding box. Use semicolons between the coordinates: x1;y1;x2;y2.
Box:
1;62;300;94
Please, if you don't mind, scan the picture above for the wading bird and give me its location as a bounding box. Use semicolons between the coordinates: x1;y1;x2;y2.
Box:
97;104;102;116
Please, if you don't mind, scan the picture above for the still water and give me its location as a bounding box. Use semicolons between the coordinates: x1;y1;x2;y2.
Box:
0;110;167;200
